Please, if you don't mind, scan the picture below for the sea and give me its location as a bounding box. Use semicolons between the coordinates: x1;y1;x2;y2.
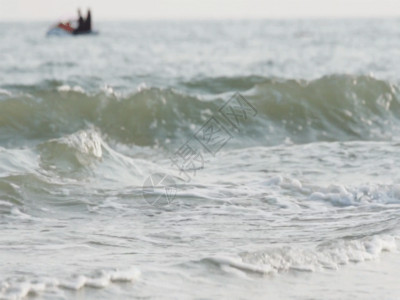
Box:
1;19;400;299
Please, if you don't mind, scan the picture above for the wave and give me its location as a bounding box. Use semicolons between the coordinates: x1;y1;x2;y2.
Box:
200;234;397;275
1;74;400;148
0;267;140;300
38;129;103;174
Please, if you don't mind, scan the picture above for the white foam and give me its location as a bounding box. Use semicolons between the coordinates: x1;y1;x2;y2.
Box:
238;235;398;274
0;200;12;207
10;208;32;220
110;268;141;282
41;129;104;169
264;175;400;206
0;281;45;300
57;85;85;93
205;256;274;275
0;267;140;299
0;88;12;96
60;276;87;290
65;130;103;160
309;183;400;206
85;274;111;288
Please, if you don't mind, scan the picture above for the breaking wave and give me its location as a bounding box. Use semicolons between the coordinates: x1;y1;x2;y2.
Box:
1;74;400;148
200;234;398;275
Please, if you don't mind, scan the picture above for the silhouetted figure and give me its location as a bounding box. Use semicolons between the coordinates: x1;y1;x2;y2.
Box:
73;9;85;34
73;8;92;34
85;9;92;31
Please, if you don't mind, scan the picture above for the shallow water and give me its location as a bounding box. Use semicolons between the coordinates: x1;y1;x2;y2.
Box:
1;19;400;299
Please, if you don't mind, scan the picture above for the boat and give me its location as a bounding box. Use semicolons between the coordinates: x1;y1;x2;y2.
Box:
46;21;98;36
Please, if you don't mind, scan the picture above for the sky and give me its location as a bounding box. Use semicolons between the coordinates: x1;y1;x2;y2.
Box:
1;0;400;21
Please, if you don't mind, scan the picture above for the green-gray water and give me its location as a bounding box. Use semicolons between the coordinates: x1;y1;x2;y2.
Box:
1;19;400;299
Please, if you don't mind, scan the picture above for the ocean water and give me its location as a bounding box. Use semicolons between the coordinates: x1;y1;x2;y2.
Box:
1;19;400;299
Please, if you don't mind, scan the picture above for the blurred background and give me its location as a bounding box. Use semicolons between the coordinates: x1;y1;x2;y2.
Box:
1;0;400;20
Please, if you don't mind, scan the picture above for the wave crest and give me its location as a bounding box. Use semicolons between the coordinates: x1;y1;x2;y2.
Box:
1;74;400;147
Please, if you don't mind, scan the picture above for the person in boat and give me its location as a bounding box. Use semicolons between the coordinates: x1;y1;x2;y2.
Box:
85;9;92;31
57;21;74;33
73;9;91;34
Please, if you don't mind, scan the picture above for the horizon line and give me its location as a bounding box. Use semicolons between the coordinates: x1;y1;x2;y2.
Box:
1;15;400;23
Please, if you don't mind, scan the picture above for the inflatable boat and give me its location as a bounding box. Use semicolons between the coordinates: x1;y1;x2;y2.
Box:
46;22;98;36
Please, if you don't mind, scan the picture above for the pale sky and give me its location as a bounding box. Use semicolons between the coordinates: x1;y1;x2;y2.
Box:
1;0;400;21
